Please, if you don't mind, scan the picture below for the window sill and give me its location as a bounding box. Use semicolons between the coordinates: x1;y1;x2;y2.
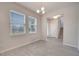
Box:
10;32;26;36
29;32;37;34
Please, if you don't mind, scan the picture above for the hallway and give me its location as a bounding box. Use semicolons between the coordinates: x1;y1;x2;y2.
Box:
58;28;63;41
0;38;79;56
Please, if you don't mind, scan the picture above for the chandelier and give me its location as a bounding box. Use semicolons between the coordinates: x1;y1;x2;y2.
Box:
36;6;46;14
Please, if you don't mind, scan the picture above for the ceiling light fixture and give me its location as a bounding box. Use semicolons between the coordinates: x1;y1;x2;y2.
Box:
53;15;61;19
36;6;46;15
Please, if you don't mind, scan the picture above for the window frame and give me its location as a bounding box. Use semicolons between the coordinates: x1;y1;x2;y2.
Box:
9;10;26;35
28;16;37;33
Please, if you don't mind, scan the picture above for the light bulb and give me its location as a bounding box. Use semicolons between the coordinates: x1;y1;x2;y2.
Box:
41;7;45;11
42;11;45;14
53;16;58;19
36;10;40;13
53;15;61;19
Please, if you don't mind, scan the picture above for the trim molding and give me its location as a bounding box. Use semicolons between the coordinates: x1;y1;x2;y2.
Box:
63;42;77;48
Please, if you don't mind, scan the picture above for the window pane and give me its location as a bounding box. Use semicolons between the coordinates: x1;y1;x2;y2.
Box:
11;24;24;33
12;25;17;33
10;12;24;24
29;18;35;24
29;25;35;32
29;17;35;24
10;11;25;34
29;16;37;33
18;25;24;32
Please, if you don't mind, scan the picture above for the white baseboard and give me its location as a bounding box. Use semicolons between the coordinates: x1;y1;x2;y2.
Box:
0;39;40;54
77;46;79;51
74;45;79;51
63;42;77;48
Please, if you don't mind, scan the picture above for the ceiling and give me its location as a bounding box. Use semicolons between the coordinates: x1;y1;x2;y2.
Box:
18;2;79;14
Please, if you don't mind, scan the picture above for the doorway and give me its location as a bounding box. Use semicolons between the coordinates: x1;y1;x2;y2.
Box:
47;18;59;38
58;16;64;41
47;15;64;41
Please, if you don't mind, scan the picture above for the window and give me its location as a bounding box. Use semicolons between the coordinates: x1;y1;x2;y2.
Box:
28;16;37;33
10;10;26;35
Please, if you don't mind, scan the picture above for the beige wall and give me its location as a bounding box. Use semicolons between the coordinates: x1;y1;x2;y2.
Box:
0;2;42;53
42;5;78;48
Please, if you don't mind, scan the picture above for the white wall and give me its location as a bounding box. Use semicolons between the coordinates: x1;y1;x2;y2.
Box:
77;6;79;50
47;19;59;38
42;5;78;48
